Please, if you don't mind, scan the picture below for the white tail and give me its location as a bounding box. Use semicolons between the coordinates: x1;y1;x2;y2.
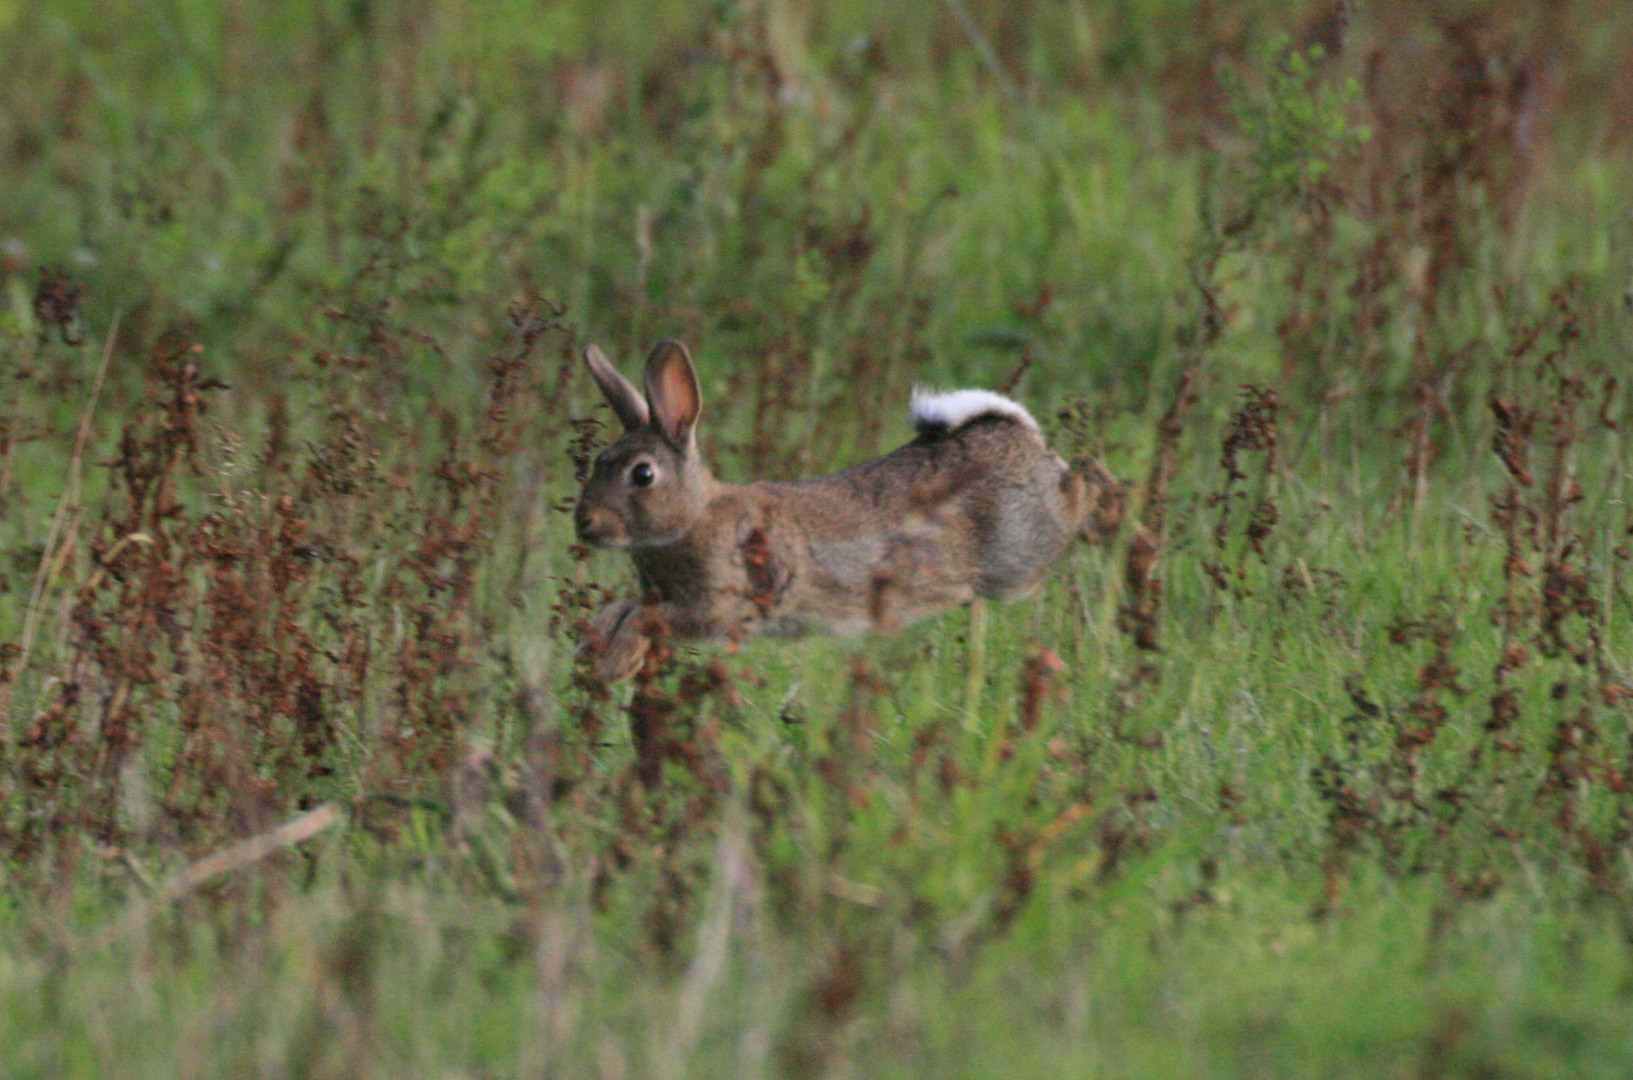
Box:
910;388;1040;435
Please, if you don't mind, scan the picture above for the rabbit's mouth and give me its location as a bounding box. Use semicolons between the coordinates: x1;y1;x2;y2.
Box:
575;504;630;548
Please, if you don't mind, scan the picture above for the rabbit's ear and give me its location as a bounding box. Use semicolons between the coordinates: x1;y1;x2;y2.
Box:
643;339;702;450
584;344;650;430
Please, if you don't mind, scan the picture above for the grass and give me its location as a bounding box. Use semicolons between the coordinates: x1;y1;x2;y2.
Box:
3;1;1633;1076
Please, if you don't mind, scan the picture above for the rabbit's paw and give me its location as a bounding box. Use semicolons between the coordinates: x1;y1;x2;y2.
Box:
578;598;652;682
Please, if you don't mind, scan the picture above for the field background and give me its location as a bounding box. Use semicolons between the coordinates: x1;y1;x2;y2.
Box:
3;1;1633;1076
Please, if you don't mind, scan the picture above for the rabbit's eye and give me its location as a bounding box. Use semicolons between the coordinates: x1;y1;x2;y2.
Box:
630;462;656;487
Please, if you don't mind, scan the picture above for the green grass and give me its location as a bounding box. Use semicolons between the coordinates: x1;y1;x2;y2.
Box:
3;1;1633;1077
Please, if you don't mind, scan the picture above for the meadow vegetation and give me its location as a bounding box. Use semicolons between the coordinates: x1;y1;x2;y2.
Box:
2;1;1633;1076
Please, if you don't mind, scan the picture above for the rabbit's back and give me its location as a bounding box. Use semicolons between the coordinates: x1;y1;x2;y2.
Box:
641;409;1083;639
790;414;1081;602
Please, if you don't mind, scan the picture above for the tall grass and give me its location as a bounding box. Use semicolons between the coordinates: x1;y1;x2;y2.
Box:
2;1;1633;1076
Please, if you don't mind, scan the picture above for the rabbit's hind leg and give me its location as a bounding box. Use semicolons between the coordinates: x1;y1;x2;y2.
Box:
1067;456;1127;546
977;469;1079;600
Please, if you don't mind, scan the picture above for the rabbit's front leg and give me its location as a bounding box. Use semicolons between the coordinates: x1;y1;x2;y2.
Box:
579;597;652;681
580;597;697;681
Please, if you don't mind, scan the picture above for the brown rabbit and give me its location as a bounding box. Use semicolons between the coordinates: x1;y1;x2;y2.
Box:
574;340;1123;680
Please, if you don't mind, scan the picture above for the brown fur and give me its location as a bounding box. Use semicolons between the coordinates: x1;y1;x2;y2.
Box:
574;340;1120;680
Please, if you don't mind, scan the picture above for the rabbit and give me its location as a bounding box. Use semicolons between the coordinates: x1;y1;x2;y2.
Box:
573;339;1124;681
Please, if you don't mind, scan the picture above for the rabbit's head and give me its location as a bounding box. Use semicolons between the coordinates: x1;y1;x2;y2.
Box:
575;340;713;549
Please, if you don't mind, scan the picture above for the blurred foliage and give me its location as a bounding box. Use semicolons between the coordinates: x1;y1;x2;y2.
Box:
2;1;1633;1077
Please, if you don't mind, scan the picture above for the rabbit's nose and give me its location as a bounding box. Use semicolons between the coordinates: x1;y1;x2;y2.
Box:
575;503;618;545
